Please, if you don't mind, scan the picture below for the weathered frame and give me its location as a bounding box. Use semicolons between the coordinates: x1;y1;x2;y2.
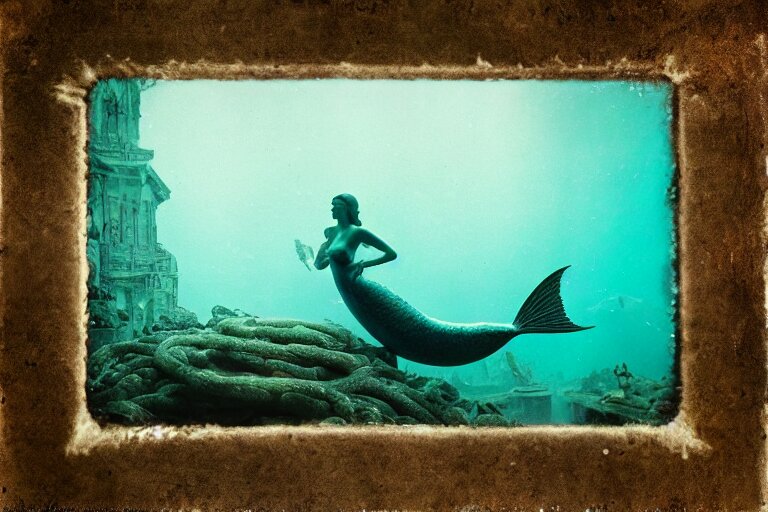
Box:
0;2;765;509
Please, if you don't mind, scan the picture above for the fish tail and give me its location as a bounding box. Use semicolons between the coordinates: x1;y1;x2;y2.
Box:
512;266;593;335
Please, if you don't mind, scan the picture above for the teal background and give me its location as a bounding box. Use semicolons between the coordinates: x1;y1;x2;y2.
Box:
139;79;675;400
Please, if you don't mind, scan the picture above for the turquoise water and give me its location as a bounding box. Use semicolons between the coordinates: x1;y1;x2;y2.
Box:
90;79;676;425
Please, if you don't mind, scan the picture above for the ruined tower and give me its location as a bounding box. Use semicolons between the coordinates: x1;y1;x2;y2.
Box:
87;78;179;344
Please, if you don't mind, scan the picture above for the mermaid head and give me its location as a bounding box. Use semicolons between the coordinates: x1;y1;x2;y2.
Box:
332;193;362;226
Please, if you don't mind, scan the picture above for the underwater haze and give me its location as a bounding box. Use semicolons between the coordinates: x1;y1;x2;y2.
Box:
87;78;677;426
142;80;674;373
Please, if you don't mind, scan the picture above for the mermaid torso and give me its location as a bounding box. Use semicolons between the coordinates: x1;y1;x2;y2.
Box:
328;247;354;265
326;228;356;266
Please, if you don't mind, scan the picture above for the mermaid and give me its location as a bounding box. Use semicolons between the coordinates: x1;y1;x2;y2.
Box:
314;193;592;367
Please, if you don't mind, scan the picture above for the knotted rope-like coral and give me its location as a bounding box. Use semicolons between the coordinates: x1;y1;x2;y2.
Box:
87;317;512;426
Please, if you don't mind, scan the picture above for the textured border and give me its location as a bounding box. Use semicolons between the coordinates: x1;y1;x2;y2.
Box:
0;2;765;510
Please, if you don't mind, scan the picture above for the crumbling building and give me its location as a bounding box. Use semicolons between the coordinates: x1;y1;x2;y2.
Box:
87;78;178;345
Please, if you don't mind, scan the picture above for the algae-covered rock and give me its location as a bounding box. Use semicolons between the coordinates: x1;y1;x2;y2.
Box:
320;416;347;426
152;306;204;332
472;414;511;427
205;305;253;328
87;317;512;427
88;299;123;329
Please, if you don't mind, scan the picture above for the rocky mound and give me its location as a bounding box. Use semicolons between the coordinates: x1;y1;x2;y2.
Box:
87;317;514;427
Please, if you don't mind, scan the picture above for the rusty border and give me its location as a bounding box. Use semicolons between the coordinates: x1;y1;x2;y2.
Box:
0;3;765;510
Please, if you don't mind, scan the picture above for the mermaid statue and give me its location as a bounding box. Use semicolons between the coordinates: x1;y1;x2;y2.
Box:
314;193;592;367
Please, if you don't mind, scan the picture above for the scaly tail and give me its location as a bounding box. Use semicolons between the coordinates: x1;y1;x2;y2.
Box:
513;266;593;335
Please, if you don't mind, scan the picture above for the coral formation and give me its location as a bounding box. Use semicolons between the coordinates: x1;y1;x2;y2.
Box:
87;315;513;427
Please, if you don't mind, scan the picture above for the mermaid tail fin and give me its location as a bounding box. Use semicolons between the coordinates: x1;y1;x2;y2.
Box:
513;266;593;335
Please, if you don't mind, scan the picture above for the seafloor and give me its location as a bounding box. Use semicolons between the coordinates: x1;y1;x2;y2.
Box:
87;306;675;427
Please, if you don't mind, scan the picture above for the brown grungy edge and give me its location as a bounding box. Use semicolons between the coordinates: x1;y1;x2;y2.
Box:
0;0;766;510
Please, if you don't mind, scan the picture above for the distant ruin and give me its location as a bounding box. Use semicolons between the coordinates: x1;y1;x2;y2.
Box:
87;79;179;348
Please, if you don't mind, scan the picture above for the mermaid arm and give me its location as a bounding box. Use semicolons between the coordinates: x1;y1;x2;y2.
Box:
314;227;335;270
356;229;397;270
314;242;330;270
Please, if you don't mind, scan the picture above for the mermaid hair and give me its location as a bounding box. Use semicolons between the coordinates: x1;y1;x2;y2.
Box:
333;193;362;226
